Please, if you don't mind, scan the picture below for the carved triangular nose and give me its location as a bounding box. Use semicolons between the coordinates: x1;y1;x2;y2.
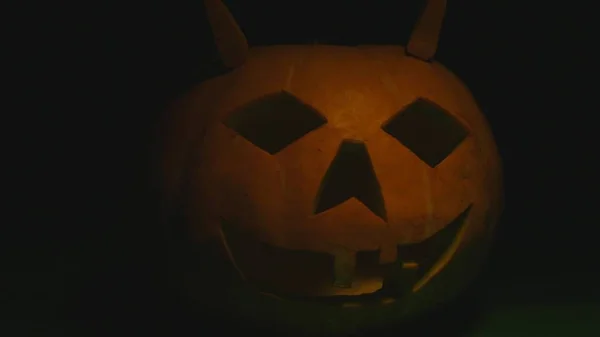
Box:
314;139;387;221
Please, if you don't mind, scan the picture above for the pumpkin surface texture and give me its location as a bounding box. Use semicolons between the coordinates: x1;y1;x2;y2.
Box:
160;0;503;335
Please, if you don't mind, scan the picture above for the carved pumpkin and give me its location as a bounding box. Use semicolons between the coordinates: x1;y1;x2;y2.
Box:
161;0;502;334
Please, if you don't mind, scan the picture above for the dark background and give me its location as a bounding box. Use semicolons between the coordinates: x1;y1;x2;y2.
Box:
10;0;596;336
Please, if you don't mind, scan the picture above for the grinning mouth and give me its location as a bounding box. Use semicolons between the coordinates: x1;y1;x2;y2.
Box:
219;205;472;305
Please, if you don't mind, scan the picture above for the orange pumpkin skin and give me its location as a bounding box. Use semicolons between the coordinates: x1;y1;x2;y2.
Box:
159;1;502;335
162;44;502;333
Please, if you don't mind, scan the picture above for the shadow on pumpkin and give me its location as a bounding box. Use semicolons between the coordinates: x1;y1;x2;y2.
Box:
173;265;487;337
166;229;489;337
362;287;487;337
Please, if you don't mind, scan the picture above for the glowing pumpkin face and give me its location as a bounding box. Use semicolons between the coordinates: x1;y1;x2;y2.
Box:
161;0;502;333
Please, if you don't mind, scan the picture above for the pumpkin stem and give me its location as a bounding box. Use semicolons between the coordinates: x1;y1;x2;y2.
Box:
407;0;447;61
204;0;248;68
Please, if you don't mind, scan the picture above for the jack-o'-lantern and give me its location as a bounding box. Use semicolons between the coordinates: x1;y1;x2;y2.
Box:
160;0;502;335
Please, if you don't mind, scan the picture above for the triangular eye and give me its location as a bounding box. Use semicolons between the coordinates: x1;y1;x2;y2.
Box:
224;91;327;154
381;98;469;168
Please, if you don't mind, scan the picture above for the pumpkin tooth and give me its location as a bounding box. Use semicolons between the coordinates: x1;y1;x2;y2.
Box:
332;250;356;288
380;297;396;305
402;262;419;269
379;244;397;264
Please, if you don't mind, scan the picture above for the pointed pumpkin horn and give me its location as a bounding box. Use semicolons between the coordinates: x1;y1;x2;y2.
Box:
407;0;447;61
204;0;248;68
